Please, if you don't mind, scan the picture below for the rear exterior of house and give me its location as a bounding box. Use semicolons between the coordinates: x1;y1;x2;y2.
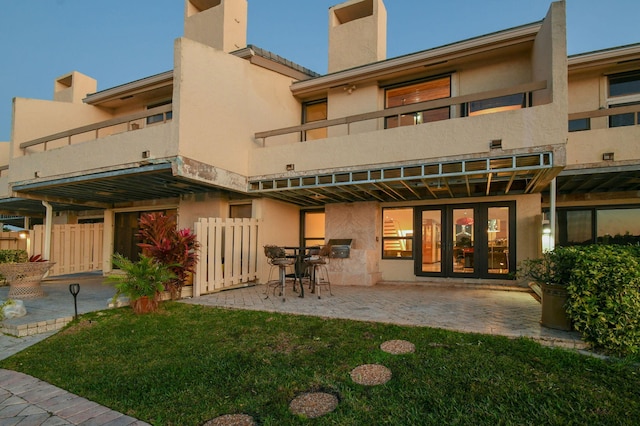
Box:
0;0;639;291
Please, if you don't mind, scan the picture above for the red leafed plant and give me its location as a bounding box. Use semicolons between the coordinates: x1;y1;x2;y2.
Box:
29;254;48;262
136;212;200;300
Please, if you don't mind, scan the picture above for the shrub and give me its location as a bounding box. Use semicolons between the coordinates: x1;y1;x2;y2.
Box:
566;245;640;357
517;246;579;285
136;212;200;300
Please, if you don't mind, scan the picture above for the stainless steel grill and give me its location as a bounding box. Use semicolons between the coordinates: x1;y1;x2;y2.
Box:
327;239;353;258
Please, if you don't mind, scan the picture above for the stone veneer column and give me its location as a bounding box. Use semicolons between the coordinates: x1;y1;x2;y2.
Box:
325;202;382;286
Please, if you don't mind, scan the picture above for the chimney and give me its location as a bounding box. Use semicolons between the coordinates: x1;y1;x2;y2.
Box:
328;0;387;73
53;71;97;104
184;0;247;52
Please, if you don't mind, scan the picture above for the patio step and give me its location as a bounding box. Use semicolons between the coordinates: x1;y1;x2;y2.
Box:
528;282;542;303
2;316;72;337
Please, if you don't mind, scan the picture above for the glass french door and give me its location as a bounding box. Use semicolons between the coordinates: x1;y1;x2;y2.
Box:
416;202;514;278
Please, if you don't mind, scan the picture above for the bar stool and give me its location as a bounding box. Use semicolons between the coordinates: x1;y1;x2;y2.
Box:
264;245;296;301
303;244;332;299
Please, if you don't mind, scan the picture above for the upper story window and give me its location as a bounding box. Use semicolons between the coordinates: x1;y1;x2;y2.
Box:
146;100;173;125
384;76;451;128
302;99;327;141
608;70;640;128
465;93;526;116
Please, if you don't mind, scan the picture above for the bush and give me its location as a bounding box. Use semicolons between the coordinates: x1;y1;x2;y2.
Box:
517;246;579;285
566;245;640;357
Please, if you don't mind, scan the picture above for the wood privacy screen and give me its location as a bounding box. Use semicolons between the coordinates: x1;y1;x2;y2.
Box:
194;218;260;296
31;223;104;276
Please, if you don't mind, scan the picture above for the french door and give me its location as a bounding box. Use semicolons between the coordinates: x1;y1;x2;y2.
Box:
415;202;515;279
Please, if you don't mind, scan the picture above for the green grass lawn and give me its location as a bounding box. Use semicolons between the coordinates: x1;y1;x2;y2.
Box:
2;302;639;425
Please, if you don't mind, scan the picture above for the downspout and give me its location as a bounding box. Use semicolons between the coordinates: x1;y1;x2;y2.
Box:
549;178;556;251
42;201;53;261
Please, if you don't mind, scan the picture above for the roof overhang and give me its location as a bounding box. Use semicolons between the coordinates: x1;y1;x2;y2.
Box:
3;160;251;215
249;151;560;206
291;22;542;97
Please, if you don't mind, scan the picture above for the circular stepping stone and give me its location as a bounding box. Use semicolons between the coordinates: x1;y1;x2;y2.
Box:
202;413;256;426
289;392;339;418
380;339;416;354
350;364;392;385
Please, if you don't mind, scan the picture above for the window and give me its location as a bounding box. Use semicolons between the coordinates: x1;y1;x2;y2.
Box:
553;206;640;246
385;76;451;128
229;204;252;218
146;100;172;125
609;102;639;127
302;99;327;141
382;208;414;258
466;93;526;116
608;70;640;128
568;118;590;132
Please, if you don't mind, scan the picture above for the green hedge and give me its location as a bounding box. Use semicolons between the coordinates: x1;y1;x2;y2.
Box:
565;245;640;357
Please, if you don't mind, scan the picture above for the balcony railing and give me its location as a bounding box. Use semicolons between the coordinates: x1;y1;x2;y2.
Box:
568;103;640;131
255;81;547;144
19;104;172;153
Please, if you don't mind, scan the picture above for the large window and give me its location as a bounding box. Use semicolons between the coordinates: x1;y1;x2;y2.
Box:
608;70;640;128
382;208;414;258
554;206;640;246
384;76;451;128
302;99;327;141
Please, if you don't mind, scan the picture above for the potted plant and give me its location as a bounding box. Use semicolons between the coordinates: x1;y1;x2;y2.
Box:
517;247;577;331
136;212;200;300
0;250;55;299
107;253;176;314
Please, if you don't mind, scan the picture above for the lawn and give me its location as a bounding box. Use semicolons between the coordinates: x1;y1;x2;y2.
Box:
1;302;639;425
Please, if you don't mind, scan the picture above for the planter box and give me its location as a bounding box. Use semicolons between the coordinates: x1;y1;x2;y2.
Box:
540;282;572;331
0;262;55;299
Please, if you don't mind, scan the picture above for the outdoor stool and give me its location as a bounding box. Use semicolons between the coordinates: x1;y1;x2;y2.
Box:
303;245;332;299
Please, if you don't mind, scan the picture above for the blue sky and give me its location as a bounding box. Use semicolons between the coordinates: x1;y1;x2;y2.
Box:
1;0;638;141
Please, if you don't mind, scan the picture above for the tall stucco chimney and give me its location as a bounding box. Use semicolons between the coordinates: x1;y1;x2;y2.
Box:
328;0;387;73
184;0;247;52
53;71;97;104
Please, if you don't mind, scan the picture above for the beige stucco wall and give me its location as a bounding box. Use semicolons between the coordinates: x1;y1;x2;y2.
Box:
328;0;387;73
174;37;302;178
10;98;112;157
378;193;541;283
184;0;247;53
532;1;567;109
253;197;300;281
567;127;640;165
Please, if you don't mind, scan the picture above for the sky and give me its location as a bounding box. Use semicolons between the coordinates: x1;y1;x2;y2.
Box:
1;0;639;141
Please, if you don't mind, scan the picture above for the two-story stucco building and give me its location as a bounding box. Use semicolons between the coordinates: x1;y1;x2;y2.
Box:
1;0;639;293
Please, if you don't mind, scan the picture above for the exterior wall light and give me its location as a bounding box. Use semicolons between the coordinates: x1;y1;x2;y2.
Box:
602;152;614;161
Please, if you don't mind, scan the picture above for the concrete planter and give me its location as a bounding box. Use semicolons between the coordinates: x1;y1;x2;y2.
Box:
540;282;572;331
0;262;56;299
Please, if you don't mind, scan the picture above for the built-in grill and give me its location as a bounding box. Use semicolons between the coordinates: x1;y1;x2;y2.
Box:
328;239;353;258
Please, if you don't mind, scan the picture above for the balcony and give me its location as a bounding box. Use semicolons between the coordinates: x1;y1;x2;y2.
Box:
567;104;640;167
10;105;175;186
256;81;547;146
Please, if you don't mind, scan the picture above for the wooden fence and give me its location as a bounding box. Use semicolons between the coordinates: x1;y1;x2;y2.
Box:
194;218;260;295
32;223;104;275
0;232;28;251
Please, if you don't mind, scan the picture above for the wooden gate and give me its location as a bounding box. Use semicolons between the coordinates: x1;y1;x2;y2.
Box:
32;223;104;276
194;218;260;295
